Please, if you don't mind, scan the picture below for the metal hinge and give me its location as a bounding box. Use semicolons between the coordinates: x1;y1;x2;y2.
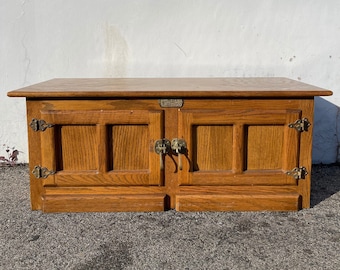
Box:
32;165;56;179
30;118;54;132
286;167;308;180
288;118;311;132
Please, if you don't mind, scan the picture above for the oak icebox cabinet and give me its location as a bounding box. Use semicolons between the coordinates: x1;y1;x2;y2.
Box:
8;78;332;212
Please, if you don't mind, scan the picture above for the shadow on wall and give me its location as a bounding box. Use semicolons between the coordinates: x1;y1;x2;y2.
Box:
312;97;339;164
311;97;340;207
311;164;340;207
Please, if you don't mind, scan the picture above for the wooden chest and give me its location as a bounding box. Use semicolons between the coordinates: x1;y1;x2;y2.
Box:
8;78;332;212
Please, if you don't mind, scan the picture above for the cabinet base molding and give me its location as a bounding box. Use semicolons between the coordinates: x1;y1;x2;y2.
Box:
42;194;166;213
175;193;301;212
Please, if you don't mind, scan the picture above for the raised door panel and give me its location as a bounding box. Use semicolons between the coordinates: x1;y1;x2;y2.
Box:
59;125;98;171
193;125;234;171
39;109;164;187
178;109;301;186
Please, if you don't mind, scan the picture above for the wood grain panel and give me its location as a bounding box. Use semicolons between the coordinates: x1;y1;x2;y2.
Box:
232;124;245;173
297;99;315;208
44;186;166;195
282;111;302;171
193;125;233;171
178;185;298;194
40;126;57;186
55;172;150;186
187;170;296;186
8;78;332;98
41;110;153;125
97;124;109;173
26;101;44;209
35;99;313;112
176;193;301;211
60;125;98;171
111;125;149;170
246;125;283;170
42;194;166;212
181;109;288;125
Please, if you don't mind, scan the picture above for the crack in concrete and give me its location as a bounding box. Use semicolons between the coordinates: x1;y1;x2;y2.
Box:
21;33;31;85
174;42;187;57
19;0;30;85
16;0;28;20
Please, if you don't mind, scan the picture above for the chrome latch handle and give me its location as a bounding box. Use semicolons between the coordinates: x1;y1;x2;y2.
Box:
171;138;187;170
154;139;171;170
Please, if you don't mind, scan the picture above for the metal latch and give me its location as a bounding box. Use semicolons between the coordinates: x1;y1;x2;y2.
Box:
154;139;171;170
286;167;308;180
32;165;56;179
30;118;54;132
288;118;311;132
171;138;187;170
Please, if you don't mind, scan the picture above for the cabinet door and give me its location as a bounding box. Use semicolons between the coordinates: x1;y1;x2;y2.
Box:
178;109;302;186
39;109;163;187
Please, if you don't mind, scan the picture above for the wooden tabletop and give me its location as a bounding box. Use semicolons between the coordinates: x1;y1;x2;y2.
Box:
7;77;332;98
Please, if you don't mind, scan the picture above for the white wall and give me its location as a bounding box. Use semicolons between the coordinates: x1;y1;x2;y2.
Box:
1;0;339;163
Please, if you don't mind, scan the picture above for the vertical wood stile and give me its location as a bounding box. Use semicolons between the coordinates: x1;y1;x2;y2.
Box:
27;101;44;209
148;111;164;185
97;124;108;173
40;125;56;186
178;111;193;185
282;111;302;173
297;99;314;208
232;124;245;174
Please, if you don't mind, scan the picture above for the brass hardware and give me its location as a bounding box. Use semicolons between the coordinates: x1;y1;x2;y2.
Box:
171;138;187;170
286;167;308;180
288;118;311;132
154;139;171;170
32;165;56;179
30;118;54;132
159;99;184;108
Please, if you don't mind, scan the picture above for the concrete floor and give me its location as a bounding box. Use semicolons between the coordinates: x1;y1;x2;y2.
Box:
1;164;339;269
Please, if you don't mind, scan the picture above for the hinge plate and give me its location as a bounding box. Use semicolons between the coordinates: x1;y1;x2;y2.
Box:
286;166;308;180
32;165;56;179
30;118;54;132
288;118;311;132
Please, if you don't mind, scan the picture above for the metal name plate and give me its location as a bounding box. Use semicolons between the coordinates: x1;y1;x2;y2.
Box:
159;99;184;108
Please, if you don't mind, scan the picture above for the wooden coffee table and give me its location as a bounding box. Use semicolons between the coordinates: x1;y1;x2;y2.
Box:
8;78;332;212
